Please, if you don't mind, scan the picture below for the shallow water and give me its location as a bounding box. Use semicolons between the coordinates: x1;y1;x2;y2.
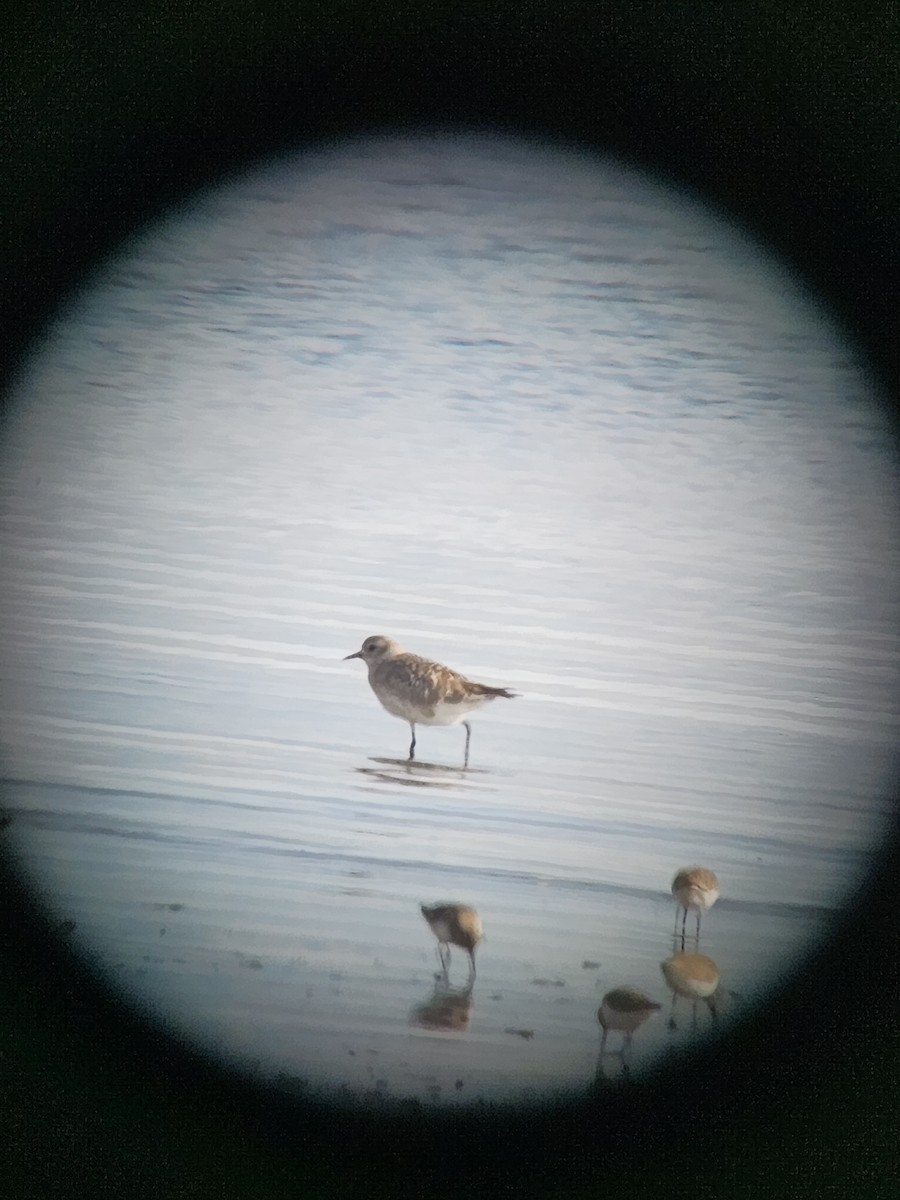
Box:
1;134;897;1106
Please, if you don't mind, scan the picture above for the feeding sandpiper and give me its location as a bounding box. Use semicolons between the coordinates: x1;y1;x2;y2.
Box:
671;866;720;941
420;903;483;980
660;951;722;1030
343;634;516;767
597;987;662;1054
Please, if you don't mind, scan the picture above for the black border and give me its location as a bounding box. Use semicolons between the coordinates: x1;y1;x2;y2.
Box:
2;4;899;1197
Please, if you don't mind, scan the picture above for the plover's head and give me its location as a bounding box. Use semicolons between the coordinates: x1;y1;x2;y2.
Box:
343;634;399;664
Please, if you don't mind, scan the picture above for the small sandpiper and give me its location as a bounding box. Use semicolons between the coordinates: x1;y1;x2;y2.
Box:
671;866;720;940
660;952;722;1029
597;987;662;1053
420;903;483;980
343;634;516;767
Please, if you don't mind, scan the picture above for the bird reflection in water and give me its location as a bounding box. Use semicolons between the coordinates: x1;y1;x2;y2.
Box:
409;977;474;1033
660;952;723;1032
354;756;489;792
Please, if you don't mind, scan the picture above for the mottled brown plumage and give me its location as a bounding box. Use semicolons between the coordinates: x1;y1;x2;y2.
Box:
344;634;515;765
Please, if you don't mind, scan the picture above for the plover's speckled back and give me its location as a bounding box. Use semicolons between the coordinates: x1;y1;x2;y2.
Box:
343;634;516;766
597;987;662;1053
671;866;720;940
420;903;483;979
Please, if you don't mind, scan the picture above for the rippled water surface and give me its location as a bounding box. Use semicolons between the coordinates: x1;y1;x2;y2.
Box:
1;135;897;1106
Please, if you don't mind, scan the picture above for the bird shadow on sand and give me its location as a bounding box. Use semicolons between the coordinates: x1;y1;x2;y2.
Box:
353;756;491;791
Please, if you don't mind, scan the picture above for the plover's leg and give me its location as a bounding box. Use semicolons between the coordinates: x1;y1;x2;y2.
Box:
600;1027;608;1054
463;721;472;768
408;723;416;761
695;910;702;940
673;905;680;939
438;943;450;973
467;948;477;980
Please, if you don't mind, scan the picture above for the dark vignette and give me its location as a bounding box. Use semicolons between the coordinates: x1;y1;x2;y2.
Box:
1;3;898;1198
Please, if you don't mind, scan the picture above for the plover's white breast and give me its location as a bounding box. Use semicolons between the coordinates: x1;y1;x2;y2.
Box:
370;684;486;726
416;694;492;726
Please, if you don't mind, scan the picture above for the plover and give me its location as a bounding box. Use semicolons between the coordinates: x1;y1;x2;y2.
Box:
597;987;662;1053
420;903;483;980
343;635;516;766
671;866;719;940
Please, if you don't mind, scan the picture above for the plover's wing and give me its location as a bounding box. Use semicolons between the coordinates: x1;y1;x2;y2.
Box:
408;655;510;703
467;681;517;699
380;654;470;706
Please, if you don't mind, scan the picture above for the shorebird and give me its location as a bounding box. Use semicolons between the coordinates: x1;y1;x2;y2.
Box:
660;952;721;1030
671;866;719;940
420;903;483;980
597;987;662;1053
343;634;516;767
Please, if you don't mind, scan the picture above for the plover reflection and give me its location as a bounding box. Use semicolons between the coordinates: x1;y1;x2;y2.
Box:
420;903;483;980
344;634;516;767
597;987;662;1054
671;866;720;941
